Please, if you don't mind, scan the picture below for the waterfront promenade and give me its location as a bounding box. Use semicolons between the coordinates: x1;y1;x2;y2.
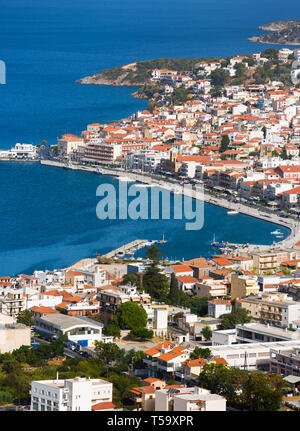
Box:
40;159;299;252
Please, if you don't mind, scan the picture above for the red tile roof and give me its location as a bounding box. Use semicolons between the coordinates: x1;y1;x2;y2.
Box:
91;402;115;411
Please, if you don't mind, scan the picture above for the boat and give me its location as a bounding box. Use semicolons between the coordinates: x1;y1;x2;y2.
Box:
227;210;239;215
158;233;167;244
271;229;282;235
96;167;102;174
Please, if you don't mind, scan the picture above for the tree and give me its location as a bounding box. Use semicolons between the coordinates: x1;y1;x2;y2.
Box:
41;140;48;146
210;86;222;98
122;274;141;290
261;48;278;60
218;307;252;329
16;310;34;327
128;327;153;340
108;373;141;405
198;363;245;406
210;69;230;87
103;322;121;338
143;245;170;301
190;347;212;360
220;134;230;153
113;301;147;330
94;341;121;378
239;372;288;411
281;145;288;160
201;326;212;341
190;297;208;316
168;272;181;304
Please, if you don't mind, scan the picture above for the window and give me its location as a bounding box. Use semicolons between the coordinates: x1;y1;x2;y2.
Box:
41;405;45;411
32;402;38;411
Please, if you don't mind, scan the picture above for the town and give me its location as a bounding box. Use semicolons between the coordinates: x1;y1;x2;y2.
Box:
2;47;300;412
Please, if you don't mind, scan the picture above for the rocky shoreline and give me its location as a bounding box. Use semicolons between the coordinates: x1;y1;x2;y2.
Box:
250;19;300;46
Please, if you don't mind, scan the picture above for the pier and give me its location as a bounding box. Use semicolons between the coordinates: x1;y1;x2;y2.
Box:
102;239;156;258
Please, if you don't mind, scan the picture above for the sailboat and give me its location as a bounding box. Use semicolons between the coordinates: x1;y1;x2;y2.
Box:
159;233;167;244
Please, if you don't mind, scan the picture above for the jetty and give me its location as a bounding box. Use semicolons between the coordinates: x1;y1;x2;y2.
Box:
102;239;157;258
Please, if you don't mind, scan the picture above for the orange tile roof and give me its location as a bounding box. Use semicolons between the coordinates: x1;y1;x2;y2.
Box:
183;358;206;368
91;402;115;411
176;276;198;283
29;306;59;314
211;357;228;365
144;342;174;357
171;265;193;273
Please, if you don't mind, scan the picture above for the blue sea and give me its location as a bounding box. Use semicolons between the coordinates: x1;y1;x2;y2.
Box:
0;0;298;275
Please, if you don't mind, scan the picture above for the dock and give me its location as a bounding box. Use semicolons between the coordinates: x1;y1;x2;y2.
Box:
103;239;157;258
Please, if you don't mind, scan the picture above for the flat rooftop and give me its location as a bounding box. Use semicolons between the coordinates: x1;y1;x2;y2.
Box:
236;323;300;340
210;340;300;355
37;313;103;330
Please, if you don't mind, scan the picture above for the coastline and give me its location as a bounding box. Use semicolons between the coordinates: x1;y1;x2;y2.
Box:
249;37;300;46
40;160;298;255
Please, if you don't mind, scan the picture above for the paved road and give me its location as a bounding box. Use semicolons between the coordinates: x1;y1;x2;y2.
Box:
32;336;80;358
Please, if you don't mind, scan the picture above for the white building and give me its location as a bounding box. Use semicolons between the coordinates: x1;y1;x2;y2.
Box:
30;376;113;411
34;313;106;347
208;299;232;318
212;329;237;346
155;386;226;411
9;143;37;159
236;322;300;343
143;304;168;336
0;322;31;353
209;340;300;369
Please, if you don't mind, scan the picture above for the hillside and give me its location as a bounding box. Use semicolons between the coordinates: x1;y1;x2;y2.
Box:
250;20;300;45
76;57;219;87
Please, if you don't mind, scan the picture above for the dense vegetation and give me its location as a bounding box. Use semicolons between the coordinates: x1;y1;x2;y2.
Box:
253;20;300;45
198;363;288;411
0;337;145;408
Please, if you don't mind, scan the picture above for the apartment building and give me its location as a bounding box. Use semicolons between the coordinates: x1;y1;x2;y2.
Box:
0;288;26;317
195;278;229;298
97;285;151;319
241;293;300;328
30;376;113;411
143;303;168;337
252;250;292;273
84;139;122;164
230;272;260;299
270;347;300;376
